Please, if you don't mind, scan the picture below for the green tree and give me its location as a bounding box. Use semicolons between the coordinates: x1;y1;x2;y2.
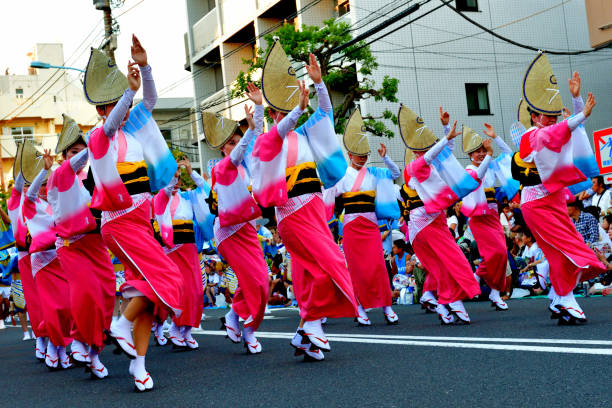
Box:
232;18;399;138
170;147;196;190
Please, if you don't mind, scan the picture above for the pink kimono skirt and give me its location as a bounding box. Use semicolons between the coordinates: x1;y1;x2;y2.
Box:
18;255;47;338
522;189;605;296
277;195;358;321
343;215;392;309
101;200;183;317
469;213;508;292
411;214;480;304
217;223;268;330
169;243;203;328
35;257;73;347
57;234;115;349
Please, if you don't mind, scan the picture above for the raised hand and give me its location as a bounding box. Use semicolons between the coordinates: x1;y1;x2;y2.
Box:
562;107;571;120
178;158;192;174
439;106;450;126
298;80;309;111
244;104;255;130
483;139;493;156
568;71;581;98
246;82;262;105
583;92;596;118
131;34;148;67
305;53;322;84
483;123;497;139
42;149;54;170
127;61;141;92
377;143;387;158
446;120;460;140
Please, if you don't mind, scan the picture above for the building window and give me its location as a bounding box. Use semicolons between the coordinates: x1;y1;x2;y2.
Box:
11;127;34;143
161;129;172;141
465;83;491;115
214;64;224;92
336;0;351;17
336;0;350;17
15;88;24;99
456;0;479;12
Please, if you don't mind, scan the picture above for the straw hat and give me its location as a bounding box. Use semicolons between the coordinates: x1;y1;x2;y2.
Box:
83;48;128;106
522;52;563;116
55;114;83;154
398;104;437;151
343;109;370;155
462;125;483;155
404;148;415;168
516;99;531;129
20;140;47;184
261;40;299;113
201;112;238;149
13;142;23;181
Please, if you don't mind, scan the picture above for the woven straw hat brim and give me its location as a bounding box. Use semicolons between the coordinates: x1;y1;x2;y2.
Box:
201;112;239;149
343;109;370;155
261;41;299;113
404;148;415;169
13;143;23;181
55;114;83;154
398;104;438;151
21;140;47;184
517;99;532;130
83;48;128;106
522;52;563;116
462;125;483;154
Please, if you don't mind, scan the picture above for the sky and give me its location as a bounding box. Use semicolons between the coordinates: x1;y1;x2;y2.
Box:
0;0;193;98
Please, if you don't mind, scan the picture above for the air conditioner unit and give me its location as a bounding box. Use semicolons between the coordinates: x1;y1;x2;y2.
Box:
585;0;612;47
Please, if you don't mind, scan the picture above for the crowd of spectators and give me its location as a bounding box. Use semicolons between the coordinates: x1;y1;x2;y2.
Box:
188;175;612;312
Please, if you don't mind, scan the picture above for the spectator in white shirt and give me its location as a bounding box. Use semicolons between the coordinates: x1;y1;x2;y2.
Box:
589;176;612;216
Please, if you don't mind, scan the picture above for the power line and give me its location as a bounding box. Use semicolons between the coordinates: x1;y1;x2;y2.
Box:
156;0;326;99
4;0;146;122
442;0;611;55
160;0;447;131
0;21;104;121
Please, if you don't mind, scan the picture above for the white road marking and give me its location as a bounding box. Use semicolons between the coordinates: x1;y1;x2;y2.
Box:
192;330;612;356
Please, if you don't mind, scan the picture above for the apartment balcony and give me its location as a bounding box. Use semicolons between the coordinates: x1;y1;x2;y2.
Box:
218;0;257;36
184;32;191;71
193;9;220;55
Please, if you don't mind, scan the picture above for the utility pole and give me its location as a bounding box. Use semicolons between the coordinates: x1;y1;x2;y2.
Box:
93;0;117;63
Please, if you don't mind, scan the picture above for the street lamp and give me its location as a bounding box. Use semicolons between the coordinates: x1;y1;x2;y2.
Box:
30;61;85;73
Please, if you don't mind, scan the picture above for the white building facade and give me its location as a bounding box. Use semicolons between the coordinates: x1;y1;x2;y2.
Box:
184;0;612;173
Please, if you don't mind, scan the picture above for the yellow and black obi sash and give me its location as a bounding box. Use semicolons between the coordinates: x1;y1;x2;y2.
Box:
206;189;218;216
89;208;102;233
341;191;376;214
117;161;150;196
484;187;496;203
152;219;195;246
286;162;322;198
399;184;423;218
172;219;195;245
16;232;32;253
511;152;541;187
152;220;163;246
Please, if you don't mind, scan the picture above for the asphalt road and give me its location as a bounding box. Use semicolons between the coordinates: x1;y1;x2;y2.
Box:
1;296;610;408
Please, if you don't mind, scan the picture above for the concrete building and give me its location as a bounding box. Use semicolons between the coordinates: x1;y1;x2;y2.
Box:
136;97;200;168
0;43;98;187
184;0;612;173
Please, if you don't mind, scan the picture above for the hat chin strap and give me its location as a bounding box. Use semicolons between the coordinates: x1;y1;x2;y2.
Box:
350;157;366;169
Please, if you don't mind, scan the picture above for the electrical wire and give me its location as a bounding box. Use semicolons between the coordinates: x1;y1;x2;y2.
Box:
442;0;611;55
0;21;104;121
